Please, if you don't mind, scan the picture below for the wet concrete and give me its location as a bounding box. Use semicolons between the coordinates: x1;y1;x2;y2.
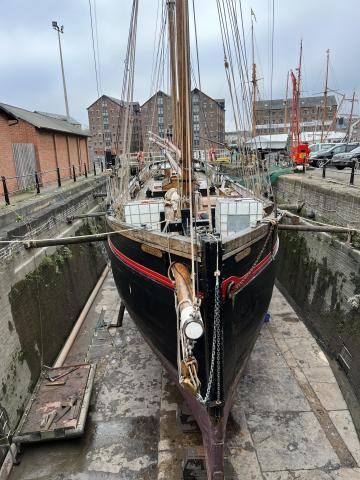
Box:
8;275;360;479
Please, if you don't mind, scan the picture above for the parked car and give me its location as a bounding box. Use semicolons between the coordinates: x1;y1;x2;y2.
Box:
308;142;336;155
331;145;360;169
309;143;359;167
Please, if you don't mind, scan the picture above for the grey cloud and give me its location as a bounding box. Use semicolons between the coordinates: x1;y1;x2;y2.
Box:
0;0;359;128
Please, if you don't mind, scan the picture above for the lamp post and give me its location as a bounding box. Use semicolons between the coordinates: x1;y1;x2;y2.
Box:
52;21;70;121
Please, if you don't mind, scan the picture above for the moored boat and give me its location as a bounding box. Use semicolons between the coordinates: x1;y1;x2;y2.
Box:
105;1;280;478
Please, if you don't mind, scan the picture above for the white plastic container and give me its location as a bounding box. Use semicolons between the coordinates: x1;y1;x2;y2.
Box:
124;200;164;229
215;198;263;237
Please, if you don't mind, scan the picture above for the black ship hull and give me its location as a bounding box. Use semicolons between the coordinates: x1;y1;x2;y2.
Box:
107;220;278;479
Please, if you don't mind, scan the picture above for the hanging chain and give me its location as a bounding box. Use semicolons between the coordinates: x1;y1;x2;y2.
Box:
230;223;275;300
200;279;221;405
215;280;222;403
199;238;222;406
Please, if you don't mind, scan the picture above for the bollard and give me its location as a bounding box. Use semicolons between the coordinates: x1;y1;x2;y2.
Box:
1;176;10;205
34;172;40;194
84;163;88;178
322;163;326;179
101;161;104;173
72;165;77;182
93;162;96;176
350;159;355;186
56;167;62;188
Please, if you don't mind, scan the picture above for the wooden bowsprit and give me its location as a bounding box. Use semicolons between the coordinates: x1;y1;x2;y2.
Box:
12;363;95;444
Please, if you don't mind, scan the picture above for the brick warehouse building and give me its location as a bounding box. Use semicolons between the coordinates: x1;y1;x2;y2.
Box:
141;91;173;152
255;95;338;135
87;95;142;156
0;103;89;195
191;88;225;150
141;89;225;151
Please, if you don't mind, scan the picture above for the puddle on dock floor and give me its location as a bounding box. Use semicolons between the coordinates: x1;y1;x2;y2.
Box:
8;274;360;480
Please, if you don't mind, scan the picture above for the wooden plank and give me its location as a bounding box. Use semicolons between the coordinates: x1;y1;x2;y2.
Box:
13;364;95;444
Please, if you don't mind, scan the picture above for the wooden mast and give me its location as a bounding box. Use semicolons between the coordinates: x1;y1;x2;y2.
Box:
284;71;289;134
175;0;193;205
346;90;356;142
296;40;303;138
167;0;179;147
320;49;330;142
251;9;257;138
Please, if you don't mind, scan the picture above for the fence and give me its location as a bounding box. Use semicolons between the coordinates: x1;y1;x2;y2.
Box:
321;159;359;186
0;161;106;206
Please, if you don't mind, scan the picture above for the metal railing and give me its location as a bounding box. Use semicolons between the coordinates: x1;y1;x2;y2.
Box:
321;159;359;186
0;161;106;206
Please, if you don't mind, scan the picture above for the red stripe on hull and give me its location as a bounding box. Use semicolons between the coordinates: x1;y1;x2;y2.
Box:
108;238;175;289
221;238;279;300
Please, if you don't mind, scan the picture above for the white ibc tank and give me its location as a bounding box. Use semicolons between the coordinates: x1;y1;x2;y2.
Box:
215;198;263;237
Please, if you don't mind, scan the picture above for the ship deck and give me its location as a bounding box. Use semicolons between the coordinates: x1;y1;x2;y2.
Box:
7;271;360;480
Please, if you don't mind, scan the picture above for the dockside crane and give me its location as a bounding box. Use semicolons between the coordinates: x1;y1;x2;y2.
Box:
290;41;309;169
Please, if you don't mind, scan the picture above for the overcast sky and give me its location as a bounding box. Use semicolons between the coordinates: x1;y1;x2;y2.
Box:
1;0;359;130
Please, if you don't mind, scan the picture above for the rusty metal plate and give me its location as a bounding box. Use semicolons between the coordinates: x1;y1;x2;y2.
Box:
13;363;96;444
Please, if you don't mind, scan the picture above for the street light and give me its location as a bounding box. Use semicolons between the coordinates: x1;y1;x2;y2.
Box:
52;21;70;121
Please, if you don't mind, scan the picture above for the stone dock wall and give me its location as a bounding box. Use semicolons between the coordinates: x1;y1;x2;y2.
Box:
274;175;360;409
275;174;360;229
0;179;107;464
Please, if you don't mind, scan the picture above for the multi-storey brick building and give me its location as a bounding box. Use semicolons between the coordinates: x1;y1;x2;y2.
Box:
0;103;89;195
255;95;337;135
87;95;142;156
191;88;225;150
140;91;173;152
140;89;225;151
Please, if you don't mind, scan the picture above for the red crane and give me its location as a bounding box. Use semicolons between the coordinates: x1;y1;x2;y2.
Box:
290;70;309;167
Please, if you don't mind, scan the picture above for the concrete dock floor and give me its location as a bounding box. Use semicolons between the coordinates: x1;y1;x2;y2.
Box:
8;273;360;479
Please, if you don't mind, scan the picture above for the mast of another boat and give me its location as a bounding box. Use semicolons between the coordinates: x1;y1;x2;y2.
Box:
346;90;356;142
320;49;330;143
284;71;289;134
296;39;303;140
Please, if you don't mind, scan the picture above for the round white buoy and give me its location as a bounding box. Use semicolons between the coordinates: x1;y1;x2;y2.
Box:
180;306;204;340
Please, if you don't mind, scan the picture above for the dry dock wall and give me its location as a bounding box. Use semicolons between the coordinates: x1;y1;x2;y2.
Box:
275;175;360;406
0;180;107;465
275;174;360;230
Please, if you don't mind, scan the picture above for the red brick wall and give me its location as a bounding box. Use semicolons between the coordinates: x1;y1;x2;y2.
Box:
54;134;70;178
0;112;17;195
35;131;88;183
68;136;79;177
9;119;38;145
79;138;89;171
8;119;41;175
37;131;58;184
0;114;89;193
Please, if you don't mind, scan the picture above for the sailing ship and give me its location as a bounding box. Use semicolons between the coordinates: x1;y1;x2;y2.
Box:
106;1;279;478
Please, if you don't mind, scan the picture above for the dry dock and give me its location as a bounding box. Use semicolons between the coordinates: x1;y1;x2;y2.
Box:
7;272;360;480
